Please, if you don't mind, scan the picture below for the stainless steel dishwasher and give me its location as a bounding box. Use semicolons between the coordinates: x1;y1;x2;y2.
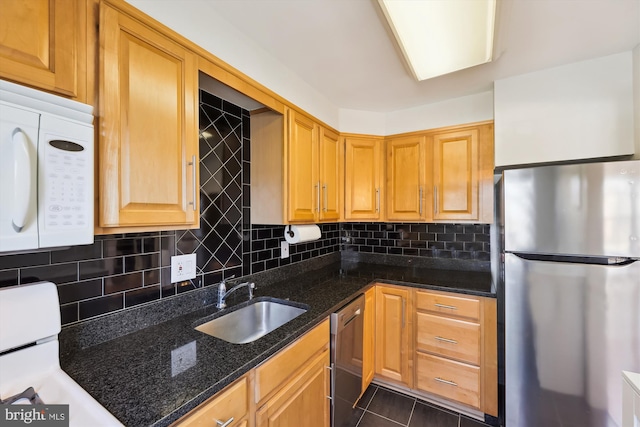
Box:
330;294;365;427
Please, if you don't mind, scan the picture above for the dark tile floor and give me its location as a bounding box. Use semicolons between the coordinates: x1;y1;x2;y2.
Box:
352;384;493;427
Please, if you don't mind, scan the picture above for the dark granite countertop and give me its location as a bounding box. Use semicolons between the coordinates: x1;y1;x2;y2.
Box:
60;259;493;427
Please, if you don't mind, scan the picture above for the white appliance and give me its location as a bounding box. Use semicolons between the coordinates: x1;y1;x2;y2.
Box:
0;282;123;426
0;79;94;253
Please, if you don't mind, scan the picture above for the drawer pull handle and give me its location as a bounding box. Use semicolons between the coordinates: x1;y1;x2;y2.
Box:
435;336;458;344
435;377;458;387
434;303;457;310
216;417;234;427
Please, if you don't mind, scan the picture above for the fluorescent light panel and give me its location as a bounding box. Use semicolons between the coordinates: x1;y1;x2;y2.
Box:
379;0;496;81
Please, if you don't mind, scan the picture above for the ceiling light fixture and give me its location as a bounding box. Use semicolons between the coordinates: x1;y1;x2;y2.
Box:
378;0;496;81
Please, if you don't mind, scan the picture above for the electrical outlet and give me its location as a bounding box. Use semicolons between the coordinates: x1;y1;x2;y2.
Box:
281;241;289;259
171;254;197;283
171;341;196;377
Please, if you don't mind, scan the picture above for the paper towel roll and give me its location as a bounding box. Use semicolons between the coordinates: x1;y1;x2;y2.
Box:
284;225;321;244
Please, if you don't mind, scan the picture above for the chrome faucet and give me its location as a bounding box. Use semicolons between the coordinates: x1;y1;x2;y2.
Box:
216;280;256;309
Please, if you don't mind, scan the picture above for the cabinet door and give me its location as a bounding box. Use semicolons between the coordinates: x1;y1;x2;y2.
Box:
318;127;340;221
287;109;318;223
176;374;251;427
99;3;198;228
0;0;79;98
361;287;376;395
344;137;383;220
386;136;428;221
256;349;330;427
375;285;411;387
432;129;478;220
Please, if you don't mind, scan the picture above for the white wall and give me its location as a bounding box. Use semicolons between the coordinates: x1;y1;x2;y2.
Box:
338;91;494;136
634;44;640;160
494;52;635;167
384;91;494;135
126;0;340;129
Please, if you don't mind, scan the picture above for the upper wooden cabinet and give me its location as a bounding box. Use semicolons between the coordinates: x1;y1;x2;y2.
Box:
344;136;384;221
383;122;494;223
0;0;89;100
386;135;429;222
251;108;341;224
318;126;341;221
98;1;199;229
432;124;494;222
287;109;340;223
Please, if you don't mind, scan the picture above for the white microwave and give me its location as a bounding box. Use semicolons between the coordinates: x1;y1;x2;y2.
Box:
0;80;94;253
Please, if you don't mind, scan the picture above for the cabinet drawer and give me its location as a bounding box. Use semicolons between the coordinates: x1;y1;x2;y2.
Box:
255;318;329;404
176;374;249;426
415;352;480;409
416;313;480;365
415;291;480;320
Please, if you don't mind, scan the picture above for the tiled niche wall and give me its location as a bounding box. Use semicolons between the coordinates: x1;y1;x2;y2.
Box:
341;222;490;261
175;91;249;283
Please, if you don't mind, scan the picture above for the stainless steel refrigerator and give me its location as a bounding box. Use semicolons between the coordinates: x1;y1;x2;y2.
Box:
500;159;640;427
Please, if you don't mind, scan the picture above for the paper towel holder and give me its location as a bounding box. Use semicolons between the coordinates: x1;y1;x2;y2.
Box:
286;225;295;238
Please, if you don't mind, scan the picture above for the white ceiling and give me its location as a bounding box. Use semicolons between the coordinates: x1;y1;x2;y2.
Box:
197;0;640;113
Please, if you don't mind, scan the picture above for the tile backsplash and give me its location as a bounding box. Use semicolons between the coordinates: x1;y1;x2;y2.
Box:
0;92;490;326
341;222;490;261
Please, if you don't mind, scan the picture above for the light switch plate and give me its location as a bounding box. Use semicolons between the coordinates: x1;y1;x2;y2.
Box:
281;241;289;259
170;254;197;283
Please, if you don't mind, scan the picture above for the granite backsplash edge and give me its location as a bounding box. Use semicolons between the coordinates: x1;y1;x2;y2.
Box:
59;251;489;353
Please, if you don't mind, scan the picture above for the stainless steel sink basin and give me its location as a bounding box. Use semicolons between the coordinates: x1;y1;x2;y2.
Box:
195;298;307;344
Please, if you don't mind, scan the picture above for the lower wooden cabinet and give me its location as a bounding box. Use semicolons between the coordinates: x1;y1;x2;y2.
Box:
255;349;330;427
175;373;252;427
413;289;497;416
373;285;497;418
361;286;376;395
374;284;412;388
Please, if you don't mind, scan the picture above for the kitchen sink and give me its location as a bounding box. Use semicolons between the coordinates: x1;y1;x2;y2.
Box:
195;298;308;344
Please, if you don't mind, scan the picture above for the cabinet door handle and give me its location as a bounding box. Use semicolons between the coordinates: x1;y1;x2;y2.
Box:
322;184;328;212
435;336;458;345
434;303;457;310
402;297;406;328
315;182;320;213
419;186;423;216
434;186;438;214
434;378;458;387
188;155;197;211
215;417;234;427
375;188;380;213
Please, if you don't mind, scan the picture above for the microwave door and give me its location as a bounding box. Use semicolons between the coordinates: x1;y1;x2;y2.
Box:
0;104;39;253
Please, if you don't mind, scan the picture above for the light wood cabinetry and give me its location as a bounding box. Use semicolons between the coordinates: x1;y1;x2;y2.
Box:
255;349;330;427
287;109;340;223
251;108;341;224
374;284;412;388
0;0;90;101
383;122;494;223
255;318;330;427
413;289;497;416
175;373;253;427
361;286;376;396
385;136;429;221
431;124;494;222
98;1;199;229
344;136;385;221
